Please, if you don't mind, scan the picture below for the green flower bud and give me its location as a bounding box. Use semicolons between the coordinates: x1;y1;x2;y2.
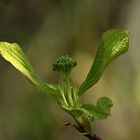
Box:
52;55;77;73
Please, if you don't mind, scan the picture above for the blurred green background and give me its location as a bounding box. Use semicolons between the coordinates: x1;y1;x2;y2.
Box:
0;0;139;140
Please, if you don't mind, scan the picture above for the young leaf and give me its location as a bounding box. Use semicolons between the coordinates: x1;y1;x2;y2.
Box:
81;97;113;121
0;42;58;98
97;97;113;109
95;97;113;119
62;97;113;122
78;29;129;95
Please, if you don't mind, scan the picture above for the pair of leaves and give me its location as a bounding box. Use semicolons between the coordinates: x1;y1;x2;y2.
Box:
0;29;129;99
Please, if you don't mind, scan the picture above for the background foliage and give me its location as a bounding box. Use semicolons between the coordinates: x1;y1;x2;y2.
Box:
0;0;139;140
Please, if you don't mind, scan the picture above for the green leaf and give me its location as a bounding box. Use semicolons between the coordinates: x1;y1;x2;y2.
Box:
97;97;113;109
0;42;58;99
80;104;96;121
78;29;129;95
62;97;113;122
96;97;113;119
61;97;112;133
81;97;113;121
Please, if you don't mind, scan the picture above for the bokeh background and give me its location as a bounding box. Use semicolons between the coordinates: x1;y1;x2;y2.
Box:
0;0;140;140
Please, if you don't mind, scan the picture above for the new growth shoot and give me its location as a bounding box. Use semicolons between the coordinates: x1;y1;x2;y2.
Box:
0;29;129;140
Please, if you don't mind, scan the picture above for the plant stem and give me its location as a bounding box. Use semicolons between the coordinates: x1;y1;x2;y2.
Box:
84;134;102;140
65;122;102;140
84;133;95;140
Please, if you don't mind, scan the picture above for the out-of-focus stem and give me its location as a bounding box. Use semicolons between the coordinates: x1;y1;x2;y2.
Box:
84;134;102;140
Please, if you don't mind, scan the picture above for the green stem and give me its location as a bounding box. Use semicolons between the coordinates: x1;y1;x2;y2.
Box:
59;72;69;106
65;75;73;106
60;71;74;107
65;122;102;140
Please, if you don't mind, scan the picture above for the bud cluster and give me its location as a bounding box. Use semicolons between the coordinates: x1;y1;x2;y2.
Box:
52;55;77;73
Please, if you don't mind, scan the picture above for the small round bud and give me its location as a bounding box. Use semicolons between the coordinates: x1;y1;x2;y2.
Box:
52;55;77;73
